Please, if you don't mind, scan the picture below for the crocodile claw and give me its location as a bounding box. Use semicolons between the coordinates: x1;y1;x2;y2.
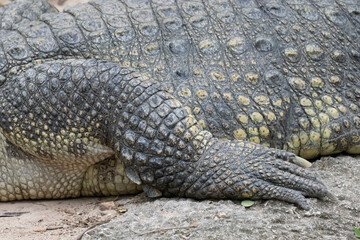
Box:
294;156;312;168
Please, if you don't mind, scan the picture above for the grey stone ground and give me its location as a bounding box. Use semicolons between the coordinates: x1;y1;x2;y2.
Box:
82;156;360;240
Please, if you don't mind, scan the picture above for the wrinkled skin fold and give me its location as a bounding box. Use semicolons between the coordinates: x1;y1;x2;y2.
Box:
0;0;359;209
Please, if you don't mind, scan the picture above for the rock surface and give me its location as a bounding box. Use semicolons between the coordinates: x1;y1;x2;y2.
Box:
82;156;360;240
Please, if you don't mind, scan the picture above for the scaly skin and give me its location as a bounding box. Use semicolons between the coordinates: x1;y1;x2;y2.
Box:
0;0;358;209
0;59;329;209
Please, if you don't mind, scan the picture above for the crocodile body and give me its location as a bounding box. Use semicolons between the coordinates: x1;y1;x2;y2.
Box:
0;0;358;209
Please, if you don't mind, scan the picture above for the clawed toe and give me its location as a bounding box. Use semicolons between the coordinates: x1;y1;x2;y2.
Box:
293;156;312;168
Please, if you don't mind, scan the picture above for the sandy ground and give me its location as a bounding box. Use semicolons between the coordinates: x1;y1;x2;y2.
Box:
0;197;128;240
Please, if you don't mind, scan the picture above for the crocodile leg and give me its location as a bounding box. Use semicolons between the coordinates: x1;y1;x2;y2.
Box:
0;59;330;208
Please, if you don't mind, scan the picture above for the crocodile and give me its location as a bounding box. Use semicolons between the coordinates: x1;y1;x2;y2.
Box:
0;0;358;210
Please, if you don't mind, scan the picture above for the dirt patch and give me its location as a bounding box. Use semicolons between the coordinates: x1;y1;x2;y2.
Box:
0;197;125;240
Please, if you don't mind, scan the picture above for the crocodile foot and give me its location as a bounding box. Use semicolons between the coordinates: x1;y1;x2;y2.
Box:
163;140;335;210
